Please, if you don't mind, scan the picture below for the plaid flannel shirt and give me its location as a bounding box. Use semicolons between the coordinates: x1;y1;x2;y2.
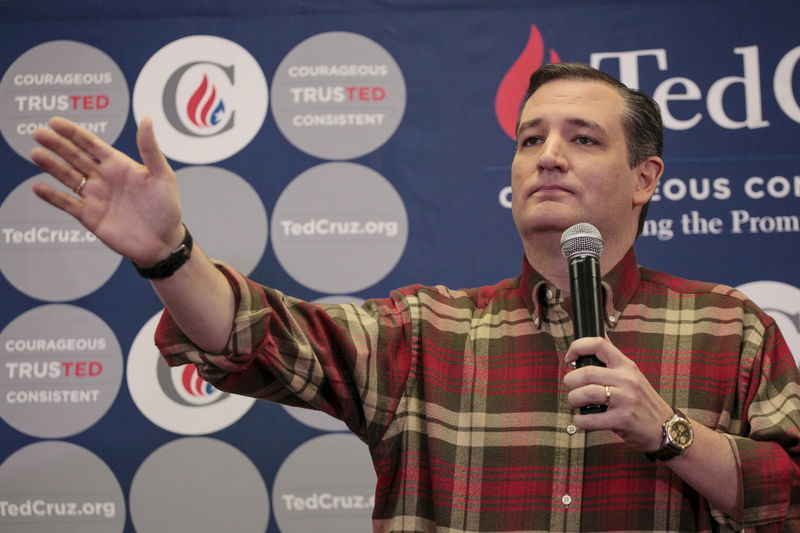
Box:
157;249;800;532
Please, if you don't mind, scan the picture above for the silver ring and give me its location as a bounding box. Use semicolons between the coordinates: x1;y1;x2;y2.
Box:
73;176;88;195
604;385;612;406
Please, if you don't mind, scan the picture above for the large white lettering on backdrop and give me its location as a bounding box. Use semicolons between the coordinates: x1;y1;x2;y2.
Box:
591;45;800;130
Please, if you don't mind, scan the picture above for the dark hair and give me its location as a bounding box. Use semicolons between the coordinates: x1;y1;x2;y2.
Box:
517;62;663;236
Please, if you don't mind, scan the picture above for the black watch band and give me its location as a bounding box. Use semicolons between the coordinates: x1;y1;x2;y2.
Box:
132;225;193;279
645;442;681;462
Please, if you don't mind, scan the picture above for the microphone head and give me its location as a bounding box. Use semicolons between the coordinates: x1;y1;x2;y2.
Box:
560;223;603;261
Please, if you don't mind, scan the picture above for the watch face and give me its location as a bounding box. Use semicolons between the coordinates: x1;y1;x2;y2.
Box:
668;420;693;447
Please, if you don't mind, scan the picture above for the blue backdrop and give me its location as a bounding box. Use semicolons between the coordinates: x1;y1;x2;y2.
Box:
1;1;798;531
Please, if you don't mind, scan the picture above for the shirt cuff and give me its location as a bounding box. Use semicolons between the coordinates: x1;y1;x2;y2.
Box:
709;433;792;530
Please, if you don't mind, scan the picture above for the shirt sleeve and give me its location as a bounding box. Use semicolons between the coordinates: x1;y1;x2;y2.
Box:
154;262;415;445
712;309;800;531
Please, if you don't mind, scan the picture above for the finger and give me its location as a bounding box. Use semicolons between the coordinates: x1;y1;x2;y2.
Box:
137;118;171;177
48;116;114;162
565;336;626;368
30;146;88;192
32;125;99;179
562;362;614;391
566;383;612;410
571;410;614;432
564;337;604;365
32;181;83;220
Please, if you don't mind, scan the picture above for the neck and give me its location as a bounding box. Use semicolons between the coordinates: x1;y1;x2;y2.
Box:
521;227;634;294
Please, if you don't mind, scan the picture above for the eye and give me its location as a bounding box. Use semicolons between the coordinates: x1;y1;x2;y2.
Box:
518;135;543;148
574;135;598;146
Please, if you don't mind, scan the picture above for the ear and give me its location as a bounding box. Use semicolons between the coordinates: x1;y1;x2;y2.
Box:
632;156;664;207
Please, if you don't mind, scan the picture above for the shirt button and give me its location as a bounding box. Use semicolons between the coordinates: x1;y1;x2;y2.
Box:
546;289;554;299
561;494;572;506
533;317;541;327
608;315;617;325
566;424;577;435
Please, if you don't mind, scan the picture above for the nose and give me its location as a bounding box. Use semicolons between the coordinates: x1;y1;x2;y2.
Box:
537;137;568;172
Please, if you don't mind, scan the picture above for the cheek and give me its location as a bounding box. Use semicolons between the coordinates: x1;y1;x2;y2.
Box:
584;165;634;201
509;164;526;219
510;162;523;194
510;154;531;187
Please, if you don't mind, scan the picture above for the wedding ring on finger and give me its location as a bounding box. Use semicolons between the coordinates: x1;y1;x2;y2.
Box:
73;175;88;195
604;385;612;407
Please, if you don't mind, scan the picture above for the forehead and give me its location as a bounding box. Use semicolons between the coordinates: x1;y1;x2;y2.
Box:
519;79;626;131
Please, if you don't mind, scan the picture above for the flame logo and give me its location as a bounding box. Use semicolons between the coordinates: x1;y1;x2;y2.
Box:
186;73;226;128
181;365;216;398
167;364;222;406
495;25;561;139
156;354;227;407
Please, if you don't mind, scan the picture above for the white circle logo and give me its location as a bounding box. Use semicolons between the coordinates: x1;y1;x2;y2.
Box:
0;40;129;163
0;441;126;532
0;305;123;439
126;312;255;435
175;166;268;276
132;35;268;164
271;162;408;293
272;32;406;160
130;438;269;532
0;175;121;301
272;434;375;533
737;280;800;367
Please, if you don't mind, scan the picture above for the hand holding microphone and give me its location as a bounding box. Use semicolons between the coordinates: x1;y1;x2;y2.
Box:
560;222;607;414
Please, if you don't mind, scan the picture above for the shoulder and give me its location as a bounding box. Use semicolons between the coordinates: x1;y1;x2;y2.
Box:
638;267;773;326
364;274;525;317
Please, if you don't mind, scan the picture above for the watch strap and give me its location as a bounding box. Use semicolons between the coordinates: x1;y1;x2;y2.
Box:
645;442;682;462
133;225;193;279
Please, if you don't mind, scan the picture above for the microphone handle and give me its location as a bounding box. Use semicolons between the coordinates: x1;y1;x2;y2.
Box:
568;255;607;414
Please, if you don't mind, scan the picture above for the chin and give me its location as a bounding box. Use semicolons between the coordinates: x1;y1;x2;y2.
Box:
515;212;581;237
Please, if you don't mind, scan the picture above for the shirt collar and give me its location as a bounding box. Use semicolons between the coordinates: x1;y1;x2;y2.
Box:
520;248;641;330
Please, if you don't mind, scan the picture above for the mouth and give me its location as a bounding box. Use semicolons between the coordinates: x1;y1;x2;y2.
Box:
531;184;573;197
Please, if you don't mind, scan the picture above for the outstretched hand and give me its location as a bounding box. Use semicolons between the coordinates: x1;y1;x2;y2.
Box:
30;117;184;266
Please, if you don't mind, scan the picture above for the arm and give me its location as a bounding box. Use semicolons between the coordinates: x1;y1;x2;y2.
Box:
564;329;800;528
562;337;741;518
31;117;233;353
149;242;234;354
32;118;413;441
156;268;415;443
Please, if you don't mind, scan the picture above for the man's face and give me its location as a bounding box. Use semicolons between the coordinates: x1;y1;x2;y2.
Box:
511;79;652;245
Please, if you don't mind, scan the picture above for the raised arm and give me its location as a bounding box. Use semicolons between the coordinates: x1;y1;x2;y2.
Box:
30;117;234;353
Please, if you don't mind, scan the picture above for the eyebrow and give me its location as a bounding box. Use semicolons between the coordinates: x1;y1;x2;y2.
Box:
516;117;607;138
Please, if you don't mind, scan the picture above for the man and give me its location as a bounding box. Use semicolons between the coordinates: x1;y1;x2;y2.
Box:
30;63;799;531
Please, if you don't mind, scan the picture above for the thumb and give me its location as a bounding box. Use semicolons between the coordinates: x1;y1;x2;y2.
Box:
136;117;171;177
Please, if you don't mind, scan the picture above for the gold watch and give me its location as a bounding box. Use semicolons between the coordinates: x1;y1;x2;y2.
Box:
646;408;694;461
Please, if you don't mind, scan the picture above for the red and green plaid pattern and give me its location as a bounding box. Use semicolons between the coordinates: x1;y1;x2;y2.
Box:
157;249;800;532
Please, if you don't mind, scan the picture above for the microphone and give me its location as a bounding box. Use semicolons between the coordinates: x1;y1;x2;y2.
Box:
560;223;607;414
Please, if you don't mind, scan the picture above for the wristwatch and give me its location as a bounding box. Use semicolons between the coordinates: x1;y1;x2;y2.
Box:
132;225;193;279
645;408;694;461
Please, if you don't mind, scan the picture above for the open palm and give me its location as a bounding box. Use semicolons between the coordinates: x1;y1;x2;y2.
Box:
30;117;185;266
